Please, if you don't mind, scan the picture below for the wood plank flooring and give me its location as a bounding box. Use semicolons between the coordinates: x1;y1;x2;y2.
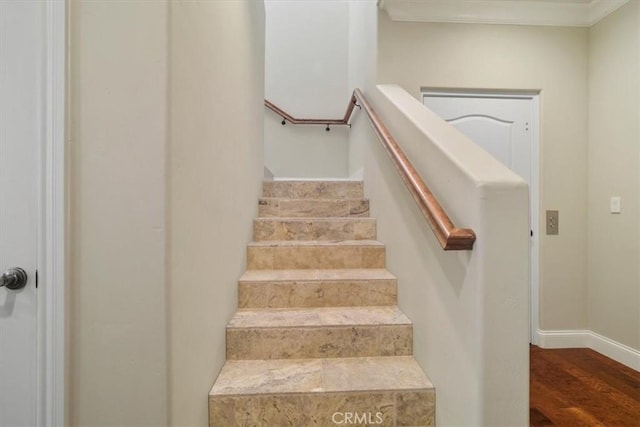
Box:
530;345;640;427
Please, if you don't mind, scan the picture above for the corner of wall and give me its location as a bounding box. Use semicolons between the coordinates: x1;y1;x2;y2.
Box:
167;1;265;425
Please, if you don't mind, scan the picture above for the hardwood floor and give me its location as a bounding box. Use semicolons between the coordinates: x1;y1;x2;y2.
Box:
530;345;640;426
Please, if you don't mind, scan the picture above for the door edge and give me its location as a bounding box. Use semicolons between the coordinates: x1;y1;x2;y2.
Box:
37;1;66;425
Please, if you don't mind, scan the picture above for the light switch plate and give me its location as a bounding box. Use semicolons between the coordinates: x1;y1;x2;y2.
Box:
546;210;559;235
610;196;621;214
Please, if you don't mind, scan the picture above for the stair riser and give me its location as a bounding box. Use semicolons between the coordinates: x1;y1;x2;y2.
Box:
247;245;385;270
226;325;412;360
263;181;364;199
238;279;397;308
254;218;376;241
210;390;434;427
258;198;369;218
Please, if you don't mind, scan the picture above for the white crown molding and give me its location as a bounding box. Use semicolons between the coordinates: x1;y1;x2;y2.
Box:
380;0;630;27
589;0;629;25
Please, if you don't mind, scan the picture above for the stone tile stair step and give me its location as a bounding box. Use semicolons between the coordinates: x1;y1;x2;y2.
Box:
238;268;397;308
247;240;385;270
262;180;364;199
209;180;435;426
253;217;377;241
209;356;435;427
226;306;412;360
258;197;370;218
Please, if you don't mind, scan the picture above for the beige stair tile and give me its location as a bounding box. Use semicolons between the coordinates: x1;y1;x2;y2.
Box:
258;198;370;218
253;217;376;241
238;268;396;282
210;392;398;427
348;199;370;217
379;325;414;357
228;306;410;328
209;356;435;427
256;197;280;216
354;219;377;239
320;356;432;392
304;392;396;426
210;394;307;427
226;307;412;360
210;180;435;426
247;240;385;270
209;358;323;395
238;269;397;308
362;245;386;267
246;245;273;270
262;180;364;199
396;391;436;426
226;326;373;360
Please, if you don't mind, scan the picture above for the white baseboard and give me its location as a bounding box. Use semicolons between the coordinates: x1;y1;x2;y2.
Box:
536;329;592;348
537;329;640;371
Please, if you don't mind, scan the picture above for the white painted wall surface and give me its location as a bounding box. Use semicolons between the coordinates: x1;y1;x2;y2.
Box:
264;0;350;178
68;1;168;425
364;85;529;426
378;15;589;336
347;0;378;178
68;1;265;425
168;1;265;425
588;0;640;352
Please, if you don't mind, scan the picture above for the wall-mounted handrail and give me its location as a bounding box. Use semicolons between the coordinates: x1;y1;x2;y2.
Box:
265;99;357;129
264;90;476;250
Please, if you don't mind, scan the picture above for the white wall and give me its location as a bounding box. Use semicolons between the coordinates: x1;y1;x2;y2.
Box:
264;0;350;178
264;0;378;179
588;1;640;352
347;0;378;177
167;1;265;425
377;14;590;336
364;85;529;426
68;1;168;425
68;1;265;425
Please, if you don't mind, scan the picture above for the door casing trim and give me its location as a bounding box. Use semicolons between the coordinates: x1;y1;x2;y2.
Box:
37;1;66;425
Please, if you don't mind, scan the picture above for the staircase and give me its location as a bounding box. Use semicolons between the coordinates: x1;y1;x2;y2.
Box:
209;181;435;426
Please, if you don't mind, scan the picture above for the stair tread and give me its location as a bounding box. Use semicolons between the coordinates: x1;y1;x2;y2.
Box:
210;356;433;397
254;217;377;241
259;196;368;200
227;306;411;329
258;197;370;218
266;180;363;183
254;217;376;222
239;268;396;282
263;180;364;200
248;239;384;248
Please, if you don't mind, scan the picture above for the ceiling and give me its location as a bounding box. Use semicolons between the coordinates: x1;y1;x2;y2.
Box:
379;0;630;27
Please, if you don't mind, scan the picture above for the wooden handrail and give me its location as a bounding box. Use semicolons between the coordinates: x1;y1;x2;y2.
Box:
264;90;476;250
352;89;476;250
265;99;357;126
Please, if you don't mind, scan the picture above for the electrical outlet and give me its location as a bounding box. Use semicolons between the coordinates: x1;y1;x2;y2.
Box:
546;210;559;235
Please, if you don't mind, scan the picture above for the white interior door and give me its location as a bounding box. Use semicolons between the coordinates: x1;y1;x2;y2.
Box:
0;1;42;424
423;91;539;343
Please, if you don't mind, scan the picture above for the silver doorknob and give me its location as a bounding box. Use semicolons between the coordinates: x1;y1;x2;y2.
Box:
0;267;28;290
